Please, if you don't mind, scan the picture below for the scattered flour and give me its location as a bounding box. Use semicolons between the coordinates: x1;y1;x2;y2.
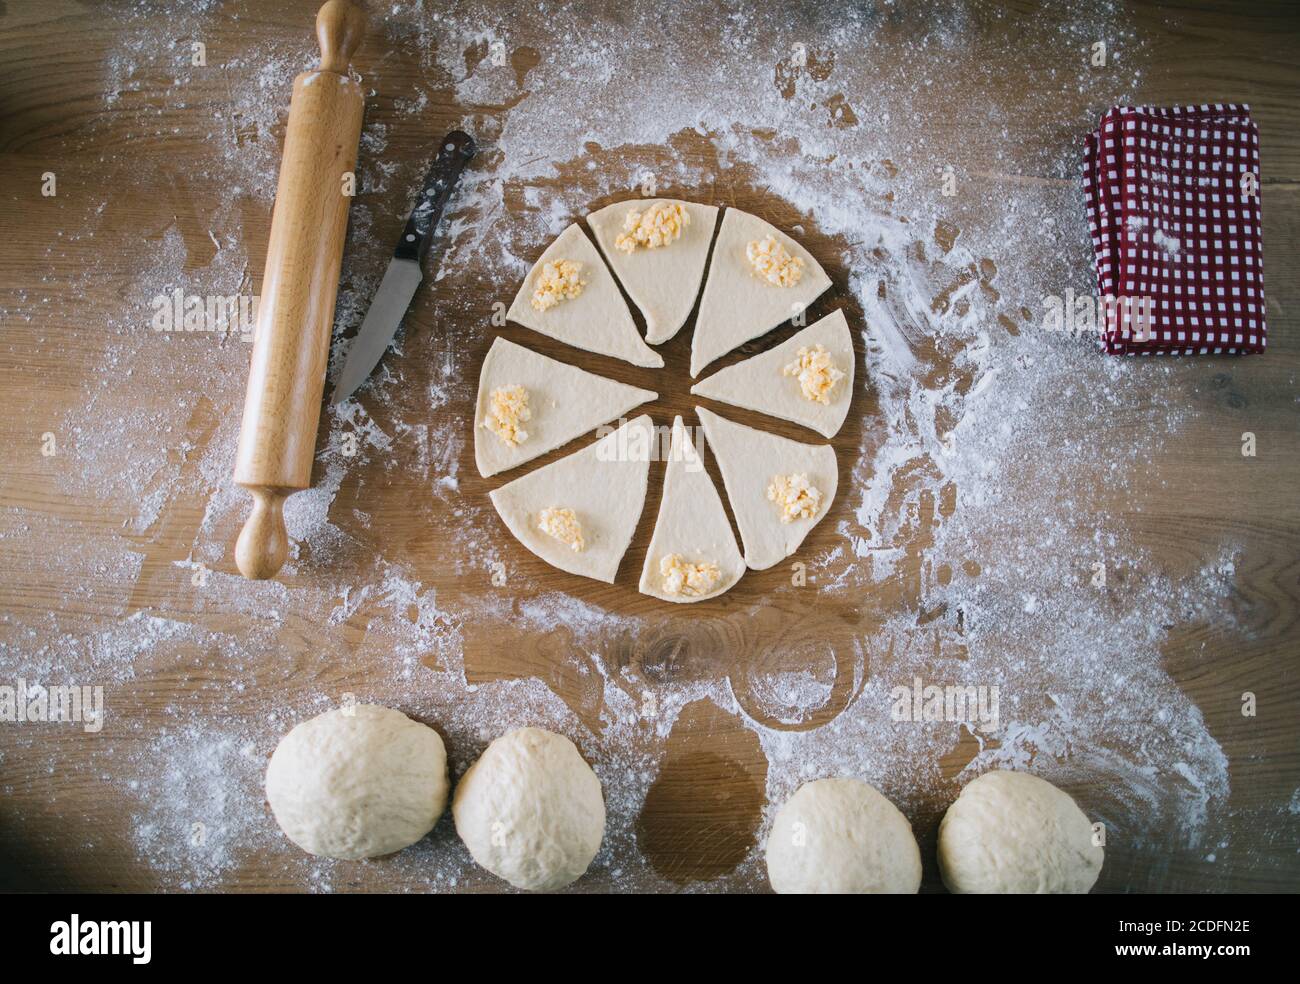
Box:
0;0;1268;891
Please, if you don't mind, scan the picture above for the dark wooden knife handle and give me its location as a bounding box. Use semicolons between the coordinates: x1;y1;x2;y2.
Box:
394;130;476;265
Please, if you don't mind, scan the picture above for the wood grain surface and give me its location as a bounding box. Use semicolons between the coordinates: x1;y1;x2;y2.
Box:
0;0;1297;893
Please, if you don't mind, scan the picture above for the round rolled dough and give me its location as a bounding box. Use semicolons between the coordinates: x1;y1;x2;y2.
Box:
265;704;448;861
453;726;605;891
938;769;1104;894
765;777;921;894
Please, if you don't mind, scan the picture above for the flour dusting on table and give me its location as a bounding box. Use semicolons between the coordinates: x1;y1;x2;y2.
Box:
0;0;1255;891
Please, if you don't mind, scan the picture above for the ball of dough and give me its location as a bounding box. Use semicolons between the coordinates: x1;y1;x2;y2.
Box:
765;778;922;894
453;727;605;891
265;704;448;861
938;770;1103;894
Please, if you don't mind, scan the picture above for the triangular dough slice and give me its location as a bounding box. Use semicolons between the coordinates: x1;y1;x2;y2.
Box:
639;416;745;603
490;415;654;583
587;199;720;345
696;407;837;571
474;337;656;478
691;309;853;438
690;208;831;377
506;223;662;368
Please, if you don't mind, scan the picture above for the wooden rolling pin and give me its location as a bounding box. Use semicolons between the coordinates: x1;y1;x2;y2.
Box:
233;0;366;579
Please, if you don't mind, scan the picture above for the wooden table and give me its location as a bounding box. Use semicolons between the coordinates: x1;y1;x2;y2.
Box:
1;0;1297;893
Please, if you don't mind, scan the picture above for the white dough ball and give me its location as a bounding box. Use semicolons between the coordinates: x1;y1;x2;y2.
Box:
453;727;605;891
265;704;448;861
765;778;922;894
938;770;1103;894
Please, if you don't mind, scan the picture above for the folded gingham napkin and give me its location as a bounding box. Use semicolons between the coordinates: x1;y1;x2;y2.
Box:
1082;104;1266;355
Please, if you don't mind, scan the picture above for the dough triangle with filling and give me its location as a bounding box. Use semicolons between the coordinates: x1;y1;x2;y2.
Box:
691;309;853;438
586;199;720;345
695;407;837;571
638;416;745;603
690;208;831;377
474;337;656;478
490;415;654;583
506;223;663;368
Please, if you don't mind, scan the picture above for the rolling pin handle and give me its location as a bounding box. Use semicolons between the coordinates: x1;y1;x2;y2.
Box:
316;0;366;75
235;487;291;580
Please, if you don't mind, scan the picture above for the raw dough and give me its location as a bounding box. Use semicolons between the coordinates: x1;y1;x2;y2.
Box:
489;415;654;583
765;778;922;894
638;415;745;602
696;406;837;570
938;770;1104;894
453;726;605;891
506;223;662;368
474;336;656;478
587;198;720;345
690;208;831;377
691;308;854;438
265;704;448;861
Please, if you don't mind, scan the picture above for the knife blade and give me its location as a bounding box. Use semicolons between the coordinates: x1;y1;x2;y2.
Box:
332;130;476;404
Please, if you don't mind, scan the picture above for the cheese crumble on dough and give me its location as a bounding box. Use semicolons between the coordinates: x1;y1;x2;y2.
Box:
530;259;586;311
660;554;721;596
537;507;585;552
767;473;823;523
482;384;531;447
616;202;689;252
783;344;844;404
746;234;805;287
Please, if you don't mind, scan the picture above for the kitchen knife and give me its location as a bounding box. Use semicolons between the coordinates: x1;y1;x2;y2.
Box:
332;130;476;404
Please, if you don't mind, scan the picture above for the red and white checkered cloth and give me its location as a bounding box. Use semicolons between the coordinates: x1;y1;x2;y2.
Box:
1082;104;1266;355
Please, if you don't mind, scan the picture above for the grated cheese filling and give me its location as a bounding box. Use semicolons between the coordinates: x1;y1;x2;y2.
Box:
659;553;722;596
482;384;532;447
537;507;585;552
783;343;844;404
615;202;690;253
746;235;805;287
530;259;586;311
767;473;823;523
